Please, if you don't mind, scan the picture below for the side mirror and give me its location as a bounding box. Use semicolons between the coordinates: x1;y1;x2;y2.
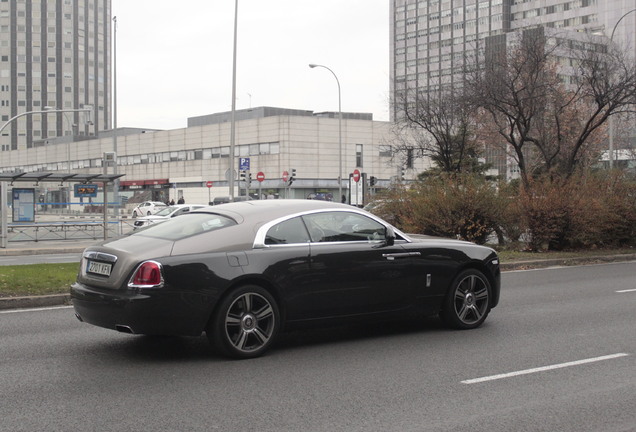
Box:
385;226;395;246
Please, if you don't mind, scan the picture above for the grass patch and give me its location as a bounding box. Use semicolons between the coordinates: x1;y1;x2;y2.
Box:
0;263;79;297
496;247;635;262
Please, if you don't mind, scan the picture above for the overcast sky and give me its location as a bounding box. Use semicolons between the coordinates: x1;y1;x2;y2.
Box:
112;1;390;130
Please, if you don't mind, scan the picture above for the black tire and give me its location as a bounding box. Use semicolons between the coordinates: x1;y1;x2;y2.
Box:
441;269;491;329
208;285;279;359
147;211;152;216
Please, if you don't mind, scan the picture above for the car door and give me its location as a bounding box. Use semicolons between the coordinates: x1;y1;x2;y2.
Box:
296;211;420;320
254;216;313;320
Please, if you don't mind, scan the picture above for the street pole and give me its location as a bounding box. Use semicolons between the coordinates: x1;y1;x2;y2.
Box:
607;8;636;169
112;16;119;223
228;0;239;200
309;64;343;201
0;107;91;138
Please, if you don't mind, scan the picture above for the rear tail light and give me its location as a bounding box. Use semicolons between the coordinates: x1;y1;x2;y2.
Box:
128;260;164;288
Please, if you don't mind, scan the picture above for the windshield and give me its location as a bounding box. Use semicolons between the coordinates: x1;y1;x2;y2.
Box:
133;213;237;240
154;206;180;216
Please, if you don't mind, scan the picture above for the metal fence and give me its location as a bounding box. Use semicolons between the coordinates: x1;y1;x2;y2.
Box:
6;219;135;243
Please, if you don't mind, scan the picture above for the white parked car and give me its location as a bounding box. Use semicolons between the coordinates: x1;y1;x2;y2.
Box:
133;204;207;229
131;201;168;218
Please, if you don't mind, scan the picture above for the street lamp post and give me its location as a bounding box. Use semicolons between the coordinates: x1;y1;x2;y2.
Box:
112;16;119;220
607;8;636;169
0;107;92;140
228;0;239;200
309;63;343;201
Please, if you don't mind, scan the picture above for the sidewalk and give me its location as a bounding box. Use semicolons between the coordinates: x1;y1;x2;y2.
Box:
0;238;99;256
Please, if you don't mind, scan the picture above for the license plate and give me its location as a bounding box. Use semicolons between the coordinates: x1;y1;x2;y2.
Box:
87;260;112;276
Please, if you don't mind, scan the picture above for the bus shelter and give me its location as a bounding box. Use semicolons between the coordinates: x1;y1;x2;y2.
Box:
0;172;124;248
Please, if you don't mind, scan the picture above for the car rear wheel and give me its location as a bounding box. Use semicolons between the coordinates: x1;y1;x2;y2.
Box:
441;269;491;329
208;285;279;359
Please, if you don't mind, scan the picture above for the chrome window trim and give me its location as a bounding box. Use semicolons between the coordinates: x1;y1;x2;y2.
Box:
253;208;411;249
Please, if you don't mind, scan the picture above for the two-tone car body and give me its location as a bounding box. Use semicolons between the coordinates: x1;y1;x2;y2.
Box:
71;200;500;358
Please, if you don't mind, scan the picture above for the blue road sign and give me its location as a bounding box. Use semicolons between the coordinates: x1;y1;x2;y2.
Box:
239;157;250;171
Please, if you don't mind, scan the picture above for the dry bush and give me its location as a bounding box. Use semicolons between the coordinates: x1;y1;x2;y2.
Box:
518;173;636;251
376;174;504;244
370;172;636;250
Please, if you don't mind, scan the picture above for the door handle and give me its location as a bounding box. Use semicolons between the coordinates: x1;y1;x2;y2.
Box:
382;252;421;260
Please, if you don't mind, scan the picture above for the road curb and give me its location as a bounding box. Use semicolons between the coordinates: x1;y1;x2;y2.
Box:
0;293;71;310
499;253;636;271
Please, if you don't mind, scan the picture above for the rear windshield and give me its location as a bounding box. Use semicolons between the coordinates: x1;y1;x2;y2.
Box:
132;213;237;240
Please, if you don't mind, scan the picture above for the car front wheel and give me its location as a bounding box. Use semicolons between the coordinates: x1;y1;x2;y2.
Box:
208;285;279;359
441;269;491;329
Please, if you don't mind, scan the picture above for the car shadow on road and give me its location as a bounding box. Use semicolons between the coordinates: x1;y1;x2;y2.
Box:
82;316;454;362
114;334;217;363
274;316;446;352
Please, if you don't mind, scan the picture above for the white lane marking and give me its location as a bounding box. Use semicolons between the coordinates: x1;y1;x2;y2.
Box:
462;353;629;384
0;305;73;315
616;288;636;293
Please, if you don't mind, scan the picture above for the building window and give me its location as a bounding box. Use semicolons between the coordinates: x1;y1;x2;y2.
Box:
406;148;414;169
356;144;363;168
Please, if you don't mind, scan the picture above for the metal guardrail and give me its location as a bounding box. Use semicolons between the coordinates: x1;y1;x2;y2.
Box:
7;220;135;242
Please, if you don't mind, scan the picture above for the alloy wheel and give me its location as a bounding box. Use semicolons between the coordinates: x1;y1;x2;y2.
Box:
223;292;276;354
452;273;490;326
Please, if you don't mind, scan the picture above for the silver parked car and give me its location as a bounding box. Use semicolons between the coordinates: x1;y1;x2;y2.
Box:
133;204;207;229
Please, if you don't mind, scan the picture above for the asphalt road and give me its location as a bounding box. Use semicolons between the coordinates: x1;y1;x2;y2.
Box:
0;253;82;265
1;262;634;432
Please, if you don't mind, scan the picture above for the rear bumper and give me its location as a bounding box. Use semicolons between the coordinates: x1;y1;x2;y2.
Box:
70;282;213;336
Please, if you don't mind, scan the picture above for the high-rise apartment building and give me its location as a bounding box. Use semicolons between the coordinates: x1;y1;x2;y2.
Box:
0;0;111;151
391;0;636;177
391;0;635;117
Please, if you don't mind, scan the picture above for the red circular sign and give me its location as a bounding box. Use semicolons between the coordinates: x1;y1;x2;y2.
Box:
206;181;213;188
282;170;289;182
352;169;361;183
257;172;265;182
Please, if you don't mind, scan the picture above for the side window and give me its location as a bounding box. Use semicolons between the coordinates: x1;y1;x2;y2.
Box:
265;217;310;245
302;212;386;243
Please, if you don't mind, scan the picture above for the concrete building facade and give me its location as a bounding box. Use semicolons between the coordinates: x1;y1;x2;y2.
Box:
0;107;428;210
0;0;110;151
391;0;636;178
391;0;635;110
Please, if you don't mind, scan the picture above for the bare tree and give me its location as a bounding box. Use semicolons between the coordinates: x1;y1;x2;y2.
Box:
389;86;484;174
465;28;636;186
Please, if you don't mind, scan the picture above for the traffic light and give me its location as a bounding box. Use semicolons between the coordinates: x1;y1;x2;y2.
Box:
369;176;376;186
288;168;296;186
239;170;246;181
